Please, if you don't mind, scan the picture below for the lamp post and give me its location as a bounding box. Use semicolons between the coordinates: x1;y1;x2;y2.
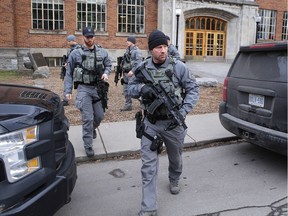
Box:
175;8;181;50
255;14;261;43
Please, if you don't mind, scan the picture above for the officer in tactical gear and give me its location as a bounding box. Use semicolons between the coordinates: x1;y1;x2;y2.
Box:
120;36;143;111
128;30;199;216
64;27;112;157
61;35;81;106
166;35;180;60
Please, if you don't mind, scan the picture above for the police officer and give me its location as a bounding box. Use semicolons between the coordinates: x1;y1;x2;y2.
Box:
120;36;143;111
128;30;199;216
166;35;180;60
64;27;112;157
62;35;81;106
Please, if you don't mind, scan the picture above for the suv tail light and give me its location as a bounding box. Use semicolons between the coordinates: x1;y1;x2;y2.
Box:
249;43;275;49
222;77;228;102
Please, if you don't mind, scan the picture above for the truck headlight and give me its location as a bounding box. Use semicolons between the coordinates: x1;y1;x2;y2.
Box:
0;126;41;183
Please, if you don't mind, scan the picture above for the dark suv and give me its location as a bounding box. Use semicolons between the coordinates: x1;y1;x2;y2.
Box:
0;84;77;215
219;41;287;155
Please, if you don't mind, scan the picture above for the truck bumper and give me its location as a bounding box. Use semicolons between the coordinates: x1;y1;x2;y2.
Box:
219;112;287;156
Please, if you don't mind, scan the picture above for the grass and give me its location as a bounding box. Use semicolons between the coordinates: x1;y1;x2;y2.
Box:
0;71;19;80
0;71;32;81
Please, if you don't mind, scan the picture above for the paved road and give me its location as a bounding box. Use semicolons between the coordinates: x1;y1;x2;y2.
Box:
55;141;287;216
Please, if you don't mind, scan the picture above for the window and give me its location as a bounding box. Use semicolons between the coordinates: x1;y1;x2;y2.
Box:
77;0;107;32
185;17;226;31
45;57;62;67
118;0;145;33
32;0;64;30
282;12;288;40
258;9;277;40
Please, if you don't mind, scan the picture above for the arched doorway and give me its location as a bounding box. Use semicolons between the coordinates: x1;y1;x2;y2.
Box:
185;17;227;60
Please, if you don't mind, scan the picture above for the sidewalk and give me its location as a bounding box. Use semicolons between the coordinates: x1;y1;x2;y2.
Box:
69;113;238;162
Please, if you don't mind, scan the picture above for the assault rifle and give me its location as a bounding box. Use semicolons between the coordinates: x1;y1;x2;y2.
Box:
60;55;67;80
95;66;109;112
97;80;109;112
137;67;187;131
114;56;123;86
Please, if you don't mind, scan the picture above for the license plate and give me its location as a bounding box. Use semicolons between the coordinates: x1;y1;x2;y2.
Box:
249;94;264;107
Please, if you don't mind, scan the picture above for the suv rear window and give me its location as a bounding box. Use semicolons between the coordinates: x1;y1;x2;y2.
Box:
230;51;287;82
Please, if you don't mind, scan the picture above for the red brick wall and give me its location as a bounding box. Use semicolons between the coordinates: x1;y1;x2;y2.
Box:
256;0;287;40
0;0;158;50
0;0;15;47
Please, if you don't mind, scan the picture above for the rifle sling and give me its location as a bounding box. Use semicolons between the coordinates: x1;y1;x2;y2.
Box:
143;131;154;141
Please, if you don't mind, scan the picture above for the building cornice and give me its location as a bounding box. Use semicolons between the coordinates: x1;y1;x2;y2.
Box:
181;0;259;7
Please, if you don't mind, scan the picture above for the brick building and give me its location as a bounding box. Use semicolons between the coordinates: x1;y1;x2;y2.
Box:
256;0;287;41
0;0;286;71
0;0;157;71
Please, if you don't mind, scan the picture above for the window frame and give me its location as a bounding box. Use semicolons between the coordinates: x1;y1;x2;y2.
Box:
282;11;288;40
258;9;277;41
185;17;226;32
117;0;145;34
77;0;107;32
31;0;64;31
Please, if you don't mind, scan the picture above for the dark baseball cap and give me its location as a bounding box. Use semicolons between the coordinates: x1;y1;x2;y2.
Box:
83;27;95;37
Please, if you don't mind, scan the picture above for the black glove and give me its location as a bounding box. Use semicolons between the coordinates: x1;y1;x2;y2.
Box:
141;85;155;99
